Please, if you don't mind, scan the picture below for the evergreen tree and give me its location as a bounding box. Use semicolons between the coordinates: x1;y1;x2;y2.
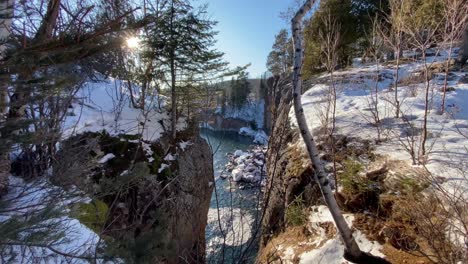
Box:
302;0;390;78
147;0;226;139
303;0;358;77
0;0;145;261
267;29;293;75
230;71;251;109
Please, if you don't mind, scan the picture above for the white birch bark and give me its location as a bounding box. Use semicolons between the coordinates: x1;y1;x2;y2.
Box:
0;0;13;117
0;0;14;195
291;0;362;259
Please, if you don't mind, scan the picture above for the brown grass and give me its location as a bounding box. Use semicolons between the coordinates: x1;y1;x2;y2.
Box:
257;226;318;264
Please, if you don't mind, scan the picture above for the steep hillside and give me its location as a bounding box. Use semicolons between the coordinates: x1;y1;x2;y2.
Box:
259;52;468;263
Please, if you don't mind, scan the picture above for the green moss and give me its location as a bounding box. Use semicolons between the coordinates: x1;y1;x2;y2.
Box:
71;199;108;233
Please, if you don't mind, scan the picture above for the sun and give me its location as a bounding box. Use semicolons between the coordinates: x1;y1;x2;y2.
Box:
126;37;140;49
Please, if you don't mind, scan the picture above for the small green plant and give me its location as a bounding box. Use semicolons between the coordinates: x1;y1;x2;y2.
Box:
71;199;109;233
339;158;371;195
286;195;308;226
399;177;429;194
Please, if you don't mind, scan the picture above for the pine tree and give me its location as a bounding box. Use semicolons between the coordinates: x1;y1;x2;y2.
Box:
267;29;293;75
0;0;145;261
147;0;226;140
230;70;250;109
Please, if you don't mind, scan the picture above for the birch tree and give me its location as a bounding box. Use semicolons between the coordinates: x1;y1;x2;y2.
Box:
291;1;389;262
0;0;13;196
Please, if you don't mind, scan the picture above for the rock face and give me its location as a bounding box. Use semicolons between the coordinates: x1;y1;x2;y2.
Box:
54;132;214;264
258;80;320;251
168;136;214;263
0;153;9;197
203;113;251;132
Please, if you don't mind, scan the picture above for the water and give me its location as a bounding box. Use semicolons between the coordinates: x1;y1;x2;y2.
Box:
200;128;263;264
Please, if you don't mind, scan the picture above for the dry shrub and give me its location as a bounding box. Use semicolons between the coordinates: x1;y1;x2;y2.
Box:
398;72;428;87
395;194;468;264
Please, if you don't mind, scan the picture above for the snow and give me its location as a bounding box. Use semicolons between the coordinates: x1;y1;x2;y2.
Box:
253;130;268;145
0;176;102;263
239;127;269;145
158;163;170;173
234;149;244;157
221;99;265;129
63;77;187;142
98;153;115;164
223;147;267;183
206;208;254;251
287;51;468;263
299;206;384;264
164;153;176;161
292;53;468;196
178;140;193;151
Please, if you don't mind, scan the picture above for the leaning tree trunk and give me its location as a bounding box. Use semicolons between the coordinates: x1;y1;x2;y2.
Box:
0;0;14;196
291;0;372;262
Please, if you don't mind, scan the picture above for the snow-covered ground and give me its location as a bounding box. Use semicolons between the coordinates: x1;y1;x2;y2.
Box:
64;77;186;141
300;206;384;264
287;54;468;262
294;56;468;192
0;176;102;263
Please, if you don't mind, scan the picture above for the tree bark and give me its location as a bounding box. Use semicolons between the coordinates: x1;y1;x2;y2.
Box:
394;40;401;118
441;38;453;114
420;52;430;162
169;1;177;140
0;0;14;196
291;0;363;260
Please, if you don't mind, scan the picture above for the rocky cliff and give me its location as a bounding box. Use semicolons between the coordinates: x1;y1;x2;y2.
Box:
258;79;321;253
54;131;214;263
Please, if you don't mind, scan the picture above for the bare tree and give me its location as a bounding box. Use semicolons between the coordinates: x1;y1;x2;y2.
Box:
440;0;468;114
377;0;405;118
401;2;443;163
318;10;340;184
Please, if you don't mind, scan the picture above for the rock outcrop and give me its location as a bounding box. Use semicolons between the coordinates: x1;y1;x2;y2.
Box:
54;131;214;264
258;79;321;251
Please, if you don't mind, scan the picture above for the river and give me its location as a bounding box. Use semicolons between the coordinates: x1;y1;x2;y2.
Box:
200;128;263;264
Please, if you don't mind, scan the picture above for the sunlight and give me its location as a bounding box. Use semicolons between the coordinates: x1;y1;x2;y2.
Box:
126;37;140;49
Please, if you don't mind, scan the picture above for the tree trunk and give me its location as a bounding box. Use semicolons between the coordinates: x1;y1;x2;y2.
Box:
420;51;430;163
170;55;177;140
441;38;454;114
458;26;468;68
169;1;177;140
394;42;401;118
0;0;14;196
34;0;61;43
291;0;363;260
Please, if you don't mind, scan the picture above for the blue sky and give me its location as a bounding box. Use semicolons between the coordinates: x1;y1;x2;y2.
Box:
202;1;293;78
